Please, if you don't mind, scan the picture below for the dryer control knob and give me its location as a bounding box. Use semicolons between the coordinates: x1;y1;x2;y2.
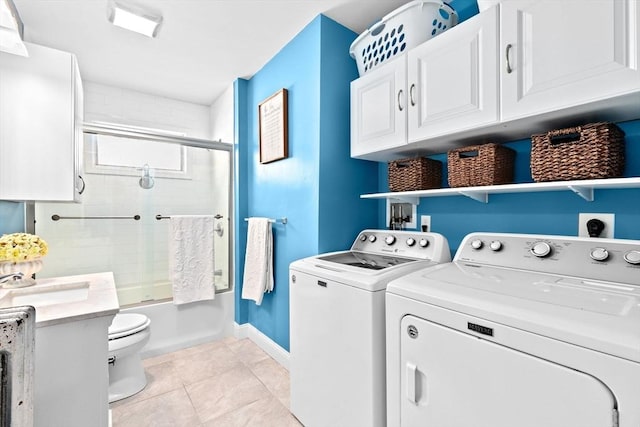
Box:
406;238;416;247
368;235;377;243
385;235;396;245
470;239;483;250
360;234;367;242
624;250;640;265
489;241;502;251
590;247;609;262
419;238;429;248
531;242;552;258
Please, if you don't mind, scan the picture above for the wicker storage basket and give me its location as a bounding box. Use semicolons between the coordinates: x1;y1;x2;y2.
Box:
530;122;625;182
388;157;442;192
447;143;515;187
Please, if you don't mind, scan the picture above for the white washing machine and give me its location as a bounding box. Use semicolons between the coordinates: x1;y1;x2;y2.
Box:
289;229;451;427
386;232;640;427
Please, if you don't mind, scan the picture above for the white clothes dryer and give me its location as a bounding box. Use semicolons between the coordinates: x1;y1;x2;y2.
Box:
289;230;451;427
386;232;640;427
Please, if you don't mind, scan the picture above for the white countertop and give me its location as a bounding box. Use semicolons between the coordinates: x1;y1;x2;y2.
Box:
0;272;120;327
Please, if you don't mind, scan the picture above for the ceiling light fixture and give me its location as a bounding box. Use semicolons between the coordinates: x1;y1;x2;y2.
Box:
107;1;162;38
0;0;28;56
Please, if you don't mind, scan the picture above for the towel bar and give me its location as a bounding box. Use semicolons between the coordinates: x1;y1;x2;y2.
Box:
51;214;140;221
244;217;287;225
156;214;224;220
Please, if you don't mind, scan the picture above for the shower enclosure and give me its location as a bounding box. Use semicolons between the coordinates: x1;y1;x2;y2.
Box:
33;123;232;307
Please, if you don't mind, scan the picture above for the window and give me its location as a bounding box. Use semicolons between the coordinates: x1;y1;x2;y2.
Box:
85;133;191;179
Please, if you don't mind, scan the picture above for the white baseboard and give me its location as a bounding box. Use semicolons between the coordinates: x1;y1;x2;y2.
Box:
234;322;290;371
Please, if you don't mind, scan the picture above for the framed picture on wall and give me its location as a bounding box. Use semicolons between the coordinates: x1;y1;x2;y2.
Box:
258;88;288;164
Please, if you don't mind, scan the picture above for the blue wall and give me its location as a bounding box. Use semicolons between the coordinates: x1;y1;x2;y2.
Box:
376;120;640;256
0;202;24;235
235;15;378;351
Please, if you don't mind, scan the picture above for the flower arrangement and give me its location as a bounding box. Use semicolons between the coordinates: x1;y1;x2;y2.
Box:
0;233;49;262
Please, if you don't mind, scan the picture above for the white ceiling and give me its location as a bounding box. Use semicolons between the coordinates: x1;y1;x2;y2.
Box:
14;0;411;106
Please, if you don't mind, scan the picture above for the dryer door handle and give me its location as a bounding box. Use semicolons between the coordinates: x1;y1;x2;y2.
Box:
406;362;418;404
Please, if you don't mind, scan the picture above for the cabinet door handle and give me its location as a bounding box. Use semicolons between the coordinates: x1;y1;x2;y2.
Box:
409;84;416;106
77;175;86;195
505;43;513;74
398;89;404;111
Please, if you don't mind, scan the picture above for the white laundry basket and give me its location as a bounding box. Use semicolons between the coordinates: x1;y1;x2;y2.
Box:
349;1;458;76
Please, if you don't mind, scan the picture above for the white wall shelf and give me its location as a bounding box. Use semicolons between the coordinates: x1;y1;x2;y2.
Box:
361;177;640;204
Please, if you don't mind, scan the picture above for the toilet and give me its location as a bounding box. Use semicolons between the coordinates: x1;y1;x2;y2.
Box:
108;313;151;403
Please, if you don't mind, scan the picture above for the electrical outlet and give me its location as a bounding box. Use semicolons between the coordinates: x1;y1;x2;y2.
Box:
420;215;431;232
578;213;615;238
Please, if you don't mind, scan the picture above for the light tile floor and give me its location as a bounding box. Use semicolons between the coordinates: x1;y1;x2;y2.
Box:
111;337;302;427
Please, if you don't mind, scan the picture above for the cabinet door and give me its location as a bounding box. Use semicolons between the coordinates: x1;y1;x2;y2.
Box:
351;56;407;158
408;6;499;142
0;43;82;201
501;0;640;121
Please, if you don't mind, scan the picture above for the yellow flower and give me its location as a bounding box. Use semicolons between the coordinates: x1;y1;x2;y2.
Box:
0;233;48;262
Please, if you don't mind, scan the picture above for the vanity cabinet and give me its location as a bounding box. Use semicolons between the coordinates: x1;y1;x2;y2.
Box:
0;42;84;201
34;314;114;427
350;0;640;161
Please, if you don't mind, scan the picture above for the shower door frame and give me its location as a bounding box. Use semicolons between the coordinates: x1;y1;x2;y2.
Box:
27;121;235;295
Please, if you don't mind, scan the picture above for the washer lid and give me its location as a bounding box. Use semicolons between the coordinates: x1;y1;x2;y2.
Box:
109;313;150;339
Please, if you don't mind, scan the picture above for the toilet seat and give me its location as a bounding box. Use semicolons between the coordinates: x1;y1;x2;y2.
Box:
109;313;151;340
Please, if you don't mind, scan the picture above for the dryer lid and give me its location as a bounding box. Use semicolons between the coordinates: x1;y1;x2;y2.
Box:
109;313;150;339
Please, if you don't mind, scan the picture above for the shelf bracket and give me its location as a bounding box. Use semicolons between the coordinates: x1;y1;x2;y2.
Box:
388;196;420;205
567;185;594;202
458;191;488;203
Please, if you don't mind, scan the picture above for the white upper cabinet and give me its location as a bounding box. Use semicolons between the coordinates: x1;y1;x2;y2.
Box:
351;56;407;157
500;0;640;121
0;42;84;202
408;5;499;142
350;0;640;160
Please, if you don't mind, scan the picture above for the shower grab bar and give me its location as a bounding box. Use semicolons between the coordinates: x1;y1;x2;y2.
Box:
52;214;141;221
244;217;288;225
156;214;224;220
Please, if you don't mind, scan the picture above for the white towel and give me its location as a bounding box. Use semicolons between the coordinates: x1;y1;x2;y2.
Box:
169;215;215;305
241;217;274;305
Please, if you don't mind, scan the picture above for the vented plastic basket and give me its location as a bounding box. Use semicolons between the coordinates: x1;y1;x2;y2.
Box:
349;1;458;76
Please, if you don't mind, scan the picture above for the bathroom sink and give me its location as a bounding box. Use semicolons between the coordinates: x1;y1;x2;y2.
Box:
0;281;90;307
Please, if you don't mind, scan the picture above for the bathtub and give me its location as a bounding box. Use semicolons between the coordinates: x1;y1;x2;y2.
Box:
122;290;235;358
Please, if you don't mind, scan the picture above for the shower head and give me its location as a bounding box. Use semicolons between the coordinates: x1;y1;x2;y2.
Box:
139;164;155;189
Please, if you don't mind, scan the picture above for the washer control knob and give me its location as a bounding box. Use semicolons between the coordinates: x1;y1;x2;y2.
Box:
531;242;552;258
590;247;609;262
624;250;640;265
470;239;483;250
419;238;429;248
360;234;367;242
368;235;377;243
406;238;416;247
489;241;502;251
385;235;396;245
